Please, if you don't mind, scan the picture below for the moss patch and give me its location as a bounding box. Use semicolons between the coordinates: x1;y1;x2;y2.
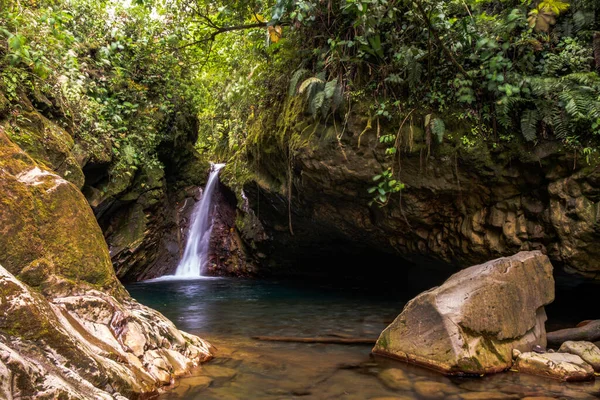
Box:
0;131;117;290
2;110;85;188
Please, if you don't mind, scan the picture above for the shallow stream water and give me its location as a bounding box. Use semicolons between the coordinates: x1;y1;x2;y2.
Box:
127;278;600;400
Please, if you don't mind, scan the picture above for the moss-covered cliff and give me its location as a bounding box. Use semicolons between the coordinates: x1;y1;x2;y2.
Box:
227;102;600;280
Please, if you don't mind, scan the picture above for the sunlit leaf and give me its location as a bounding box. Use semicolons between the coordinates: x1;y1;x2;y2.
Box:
268;25;282;43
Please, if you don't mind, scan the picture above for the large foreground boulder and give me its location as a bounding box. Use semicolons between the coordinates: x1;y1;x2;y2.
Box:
373;251;554;375
0;130;214;398
0;264;213;399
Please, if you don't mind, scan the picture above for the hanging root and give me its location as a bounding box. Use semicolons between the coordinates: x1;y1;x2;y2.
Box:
287;151;294;236
357;117;372;148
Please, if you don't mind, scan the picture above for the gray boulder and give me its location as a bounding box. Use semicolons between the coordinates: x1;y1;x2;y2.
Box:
559;341;600;372
372;251;554;375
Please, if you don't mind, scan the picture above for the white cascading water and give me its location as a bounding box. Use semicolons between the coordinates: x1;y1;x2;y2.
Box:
174;163;226;277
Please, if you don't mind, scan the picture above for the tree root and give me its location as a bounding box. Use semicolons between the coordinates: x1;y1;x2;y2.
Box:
547;320;600;347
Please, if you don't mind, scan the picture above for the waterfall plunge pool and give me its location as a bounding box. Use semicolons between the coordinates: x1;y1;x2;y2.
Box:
126;278;600;400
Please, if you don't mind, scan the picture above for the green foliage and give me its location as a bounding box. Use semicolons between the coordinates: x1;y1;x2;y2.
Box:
520;110;541;142
0;0;214;183
426;115;446;144
5;0;598;205
368;168;404;207
267;0;599;153
291;74;343;119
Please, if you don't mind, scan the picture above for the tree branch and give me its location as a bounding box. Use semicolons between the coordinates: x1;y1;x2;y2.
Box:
169;22;268;54
413;0;468;76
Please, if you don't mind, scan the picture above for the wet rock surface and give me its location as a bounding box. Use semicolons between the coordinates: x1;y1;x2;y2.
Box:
512;351;595;382
558;341;600;372
159;336;600;400
373;252;554;375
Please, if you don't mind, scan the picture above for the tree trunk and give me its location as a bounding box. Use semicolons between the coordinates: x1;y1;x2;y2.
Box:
547;320;600;347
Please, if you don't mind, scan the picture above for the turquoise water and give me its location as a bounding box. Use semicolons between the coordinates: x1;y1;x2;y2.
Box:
126;278;600;400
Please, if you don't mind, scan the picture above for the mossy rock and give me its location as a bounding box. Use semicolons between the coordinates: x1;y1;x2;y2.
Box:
84;165;135;210
0;132;116;290
0;92;9;118
171;154;210;190
2;110;85;188
119;164;165;203
108;203;148;255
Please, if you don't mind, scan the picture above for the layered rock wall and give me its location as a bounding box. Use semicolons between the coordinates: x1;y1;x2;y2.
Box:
235;109;600;279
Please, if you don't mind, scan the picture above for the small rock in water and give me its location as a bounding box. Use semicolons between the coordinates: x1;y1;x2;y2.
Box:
558;341;600;372
203;365;237;380
182;375;213;390
458;381;488;392
413;381;460;399
512;351;595;381
291;389;311;396
377;368;413;391
532;345;546;354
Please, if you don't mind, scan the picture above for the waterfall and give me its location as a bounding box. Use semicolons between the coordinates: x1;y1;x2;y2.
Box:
174;163;225;278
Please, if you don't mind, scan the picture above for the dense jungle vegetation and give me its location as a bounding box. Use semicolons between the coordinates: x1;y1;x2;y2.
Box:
1;0;599;204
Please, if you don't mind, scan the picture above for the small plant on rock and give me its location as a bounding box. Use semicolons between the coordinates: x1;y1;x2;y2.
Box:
368;168;404;207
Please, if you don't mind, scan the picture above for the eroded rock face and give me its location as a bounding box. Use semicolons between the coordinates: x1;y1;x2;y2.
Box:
236;109;600;280
0;130;214;398
372;251;554;375
0;265;213;399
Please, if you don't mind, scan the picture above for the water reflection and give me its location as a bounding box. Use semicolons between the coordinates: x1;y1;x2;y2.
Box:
127;279;600;400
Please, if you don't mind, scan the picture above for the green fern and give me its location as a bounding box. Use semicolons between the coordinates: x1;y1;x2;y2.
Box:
431;118;445;143
298;77;324;94
520;109;540;141
407;61;422;89
288;69;308;98
497;96;528;129
331;81;344;112
550;108;569;139
310;91;325;118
